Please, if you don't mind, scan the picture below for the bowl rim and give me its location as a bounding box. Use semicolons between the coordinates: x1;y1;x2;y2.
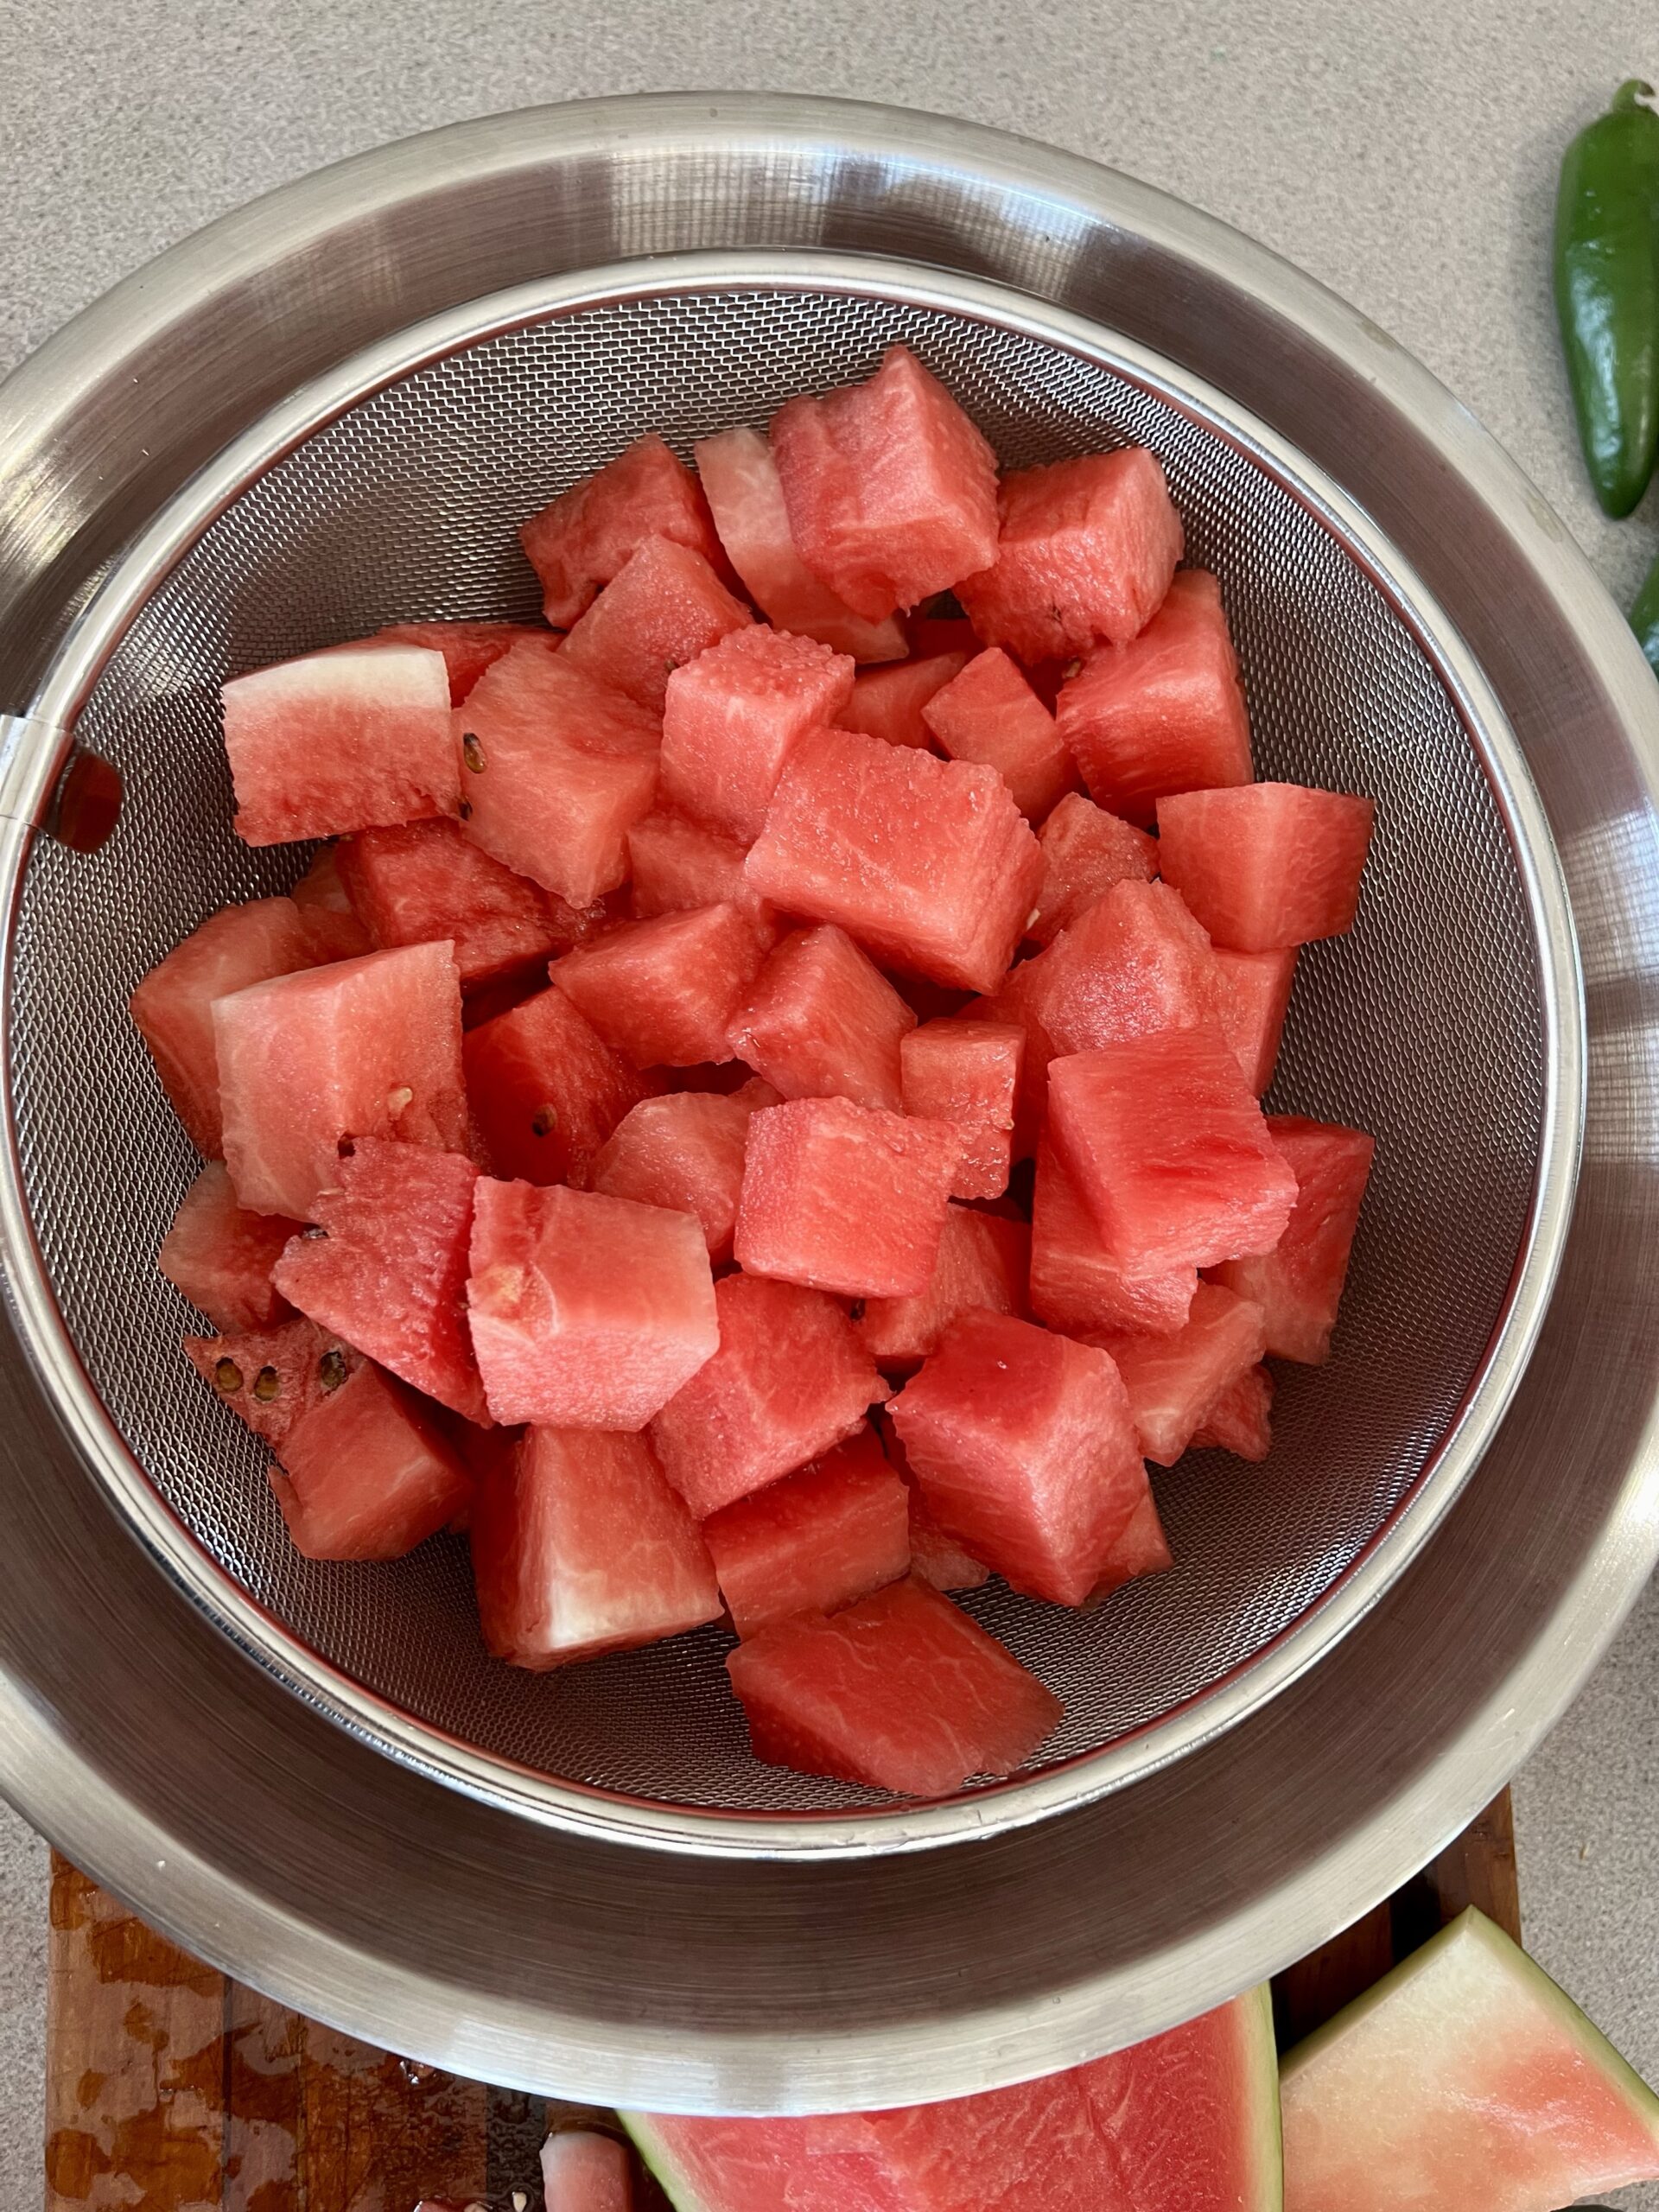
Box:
3;245;1584;1859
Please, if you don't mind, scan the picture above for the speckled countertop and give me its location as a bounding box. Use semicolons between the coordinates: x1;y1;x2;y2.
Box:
3;3;1657;2204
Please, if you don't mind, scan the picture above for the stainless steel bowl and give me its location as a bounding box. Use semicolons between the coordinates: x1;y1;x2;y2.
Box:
1;93;1656;2107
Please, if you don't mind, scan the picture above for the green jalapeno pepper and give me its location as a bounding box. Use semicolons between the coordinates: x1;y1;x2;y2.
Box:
1630;545;1659;674
1554;79;1659;518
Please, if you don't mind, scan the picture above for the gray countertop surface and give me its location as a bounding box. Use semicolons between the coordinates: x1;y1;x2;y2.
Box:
3;2;1657;2204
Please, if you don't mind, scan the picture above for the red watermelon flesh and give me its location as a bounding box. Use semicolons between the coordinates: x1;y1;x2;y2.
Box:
462;984;652;1189
734;1096;963;1300
159;1163;299;1332
518;434;725;629
467;1179;718;1430
221;641;457;845
1003;878;1227;1062
541;2131;635;2212
836;651;969;750
627;810;775;931
552;903;768;1070
289;847;374;960
1027;791;1160;945
130;896;326;1159
855;1204;1029;1375
1087;1483;1174;1602
376;620;550;702
728;924;917;1113
770;345;1000;621
184;1316;361;1449
272;1360;472;1561
1057;569;1253;827
1029;1136;1198;1338
921;646;1080;821
559;538;753;714
724;1575;1061;1796
702;1426;911;1637
661;622;855;842
1047;1028;1298;1274
335;818;574;988
1192;1361;1274;1460
591;1079;780;1262
1210;1115;1376;1363
1214;944;1299;1096
905;610;981;658
888;1308;1149;1605
1280;1906;1659;2212
215;941;467;1220
272;1136;487;1422
1092;1281;1268;1465
693;425;907;662
627;1986;1280;2212
648;1273;880;1519
742;723;1044;994
957;447;1184;664
905;1485;992;1592
470;1425;720;1667
1157;782;1376;950
457;637;661;908
898;1019;1023;1200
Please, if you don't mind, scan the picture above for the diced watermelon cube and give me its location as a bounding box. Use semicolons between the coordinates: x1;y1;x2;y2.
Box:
457;638;661;908
906;1487;992;1592
836;652;969;750
742;724;1043;994
272;1136;486;1422
855;1203;1028;1374
649;1273;880;1518
221;642;458;845
1156;783;1377;950
376;620;550;702
956;448;1184;663
1192;1362;1274;1459
559;539;753;713
1087;1485;1174;1603
921;647;1080;821
734;1096;963;1300
215;941;467;1220
1002;878;1225;1062
1213;945;1299;1096
898;1019;1023;1199
289;846;374;960
628;810;774;929
1049;1028;1298;1273
693;425;907;662
470;1426;721;1666
702;1426;911;1637
183;1315;361;1448
335;819;574;989
462;984;652;1189
1210;1115;1376;1361
590;1080;779;1262
726;1576;1061;1796
1027;792;1160;945
518;435;726;629
272;1361;472;1560
1029;1137;1198;1337
888;1309;1150;1605
728;925;917;1112
552;903;768;1070
159;1163;299;1332
130;896;326;1158
660;624;855;841
1056;570;1253;827
467;1180;718;1430
1091;1282;1268;1465
770;346;1000;620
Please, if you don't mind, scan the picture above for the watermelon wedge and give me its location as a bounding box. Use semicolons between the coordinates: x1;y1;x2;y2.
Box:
626;1989;1279;2212
701;1426;911;1637
693;425;907;662
728;924;917;1113
158;1163;299;1332
921;646;1079;821
541;2130;634;2212
518;433;725;628
1280;1906;1659;2212
836;651;970;750
1027;791;1160;946
559;538;753;713
660;622;854;842
463;984;652;1190
377;620;550;702
272;1361;472;1561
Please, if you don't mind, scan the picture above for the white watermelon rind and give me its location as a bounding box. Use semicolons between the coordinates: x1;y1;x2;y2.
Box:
1280;1904;1659;2145
619;2111;713;2212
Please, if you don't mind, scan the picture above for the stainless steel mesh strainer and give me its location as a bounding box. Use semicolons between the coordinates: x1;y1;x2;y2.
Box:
1;253;1578;1858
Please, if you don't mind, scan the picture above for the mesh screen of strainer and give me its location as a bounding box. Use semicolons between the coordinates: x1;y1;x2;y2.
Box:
8;286;1545;1818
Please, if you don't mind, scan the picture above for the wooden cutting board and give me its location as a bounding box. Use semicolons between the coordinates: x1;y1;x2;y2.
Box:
43;1791;1520;2210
